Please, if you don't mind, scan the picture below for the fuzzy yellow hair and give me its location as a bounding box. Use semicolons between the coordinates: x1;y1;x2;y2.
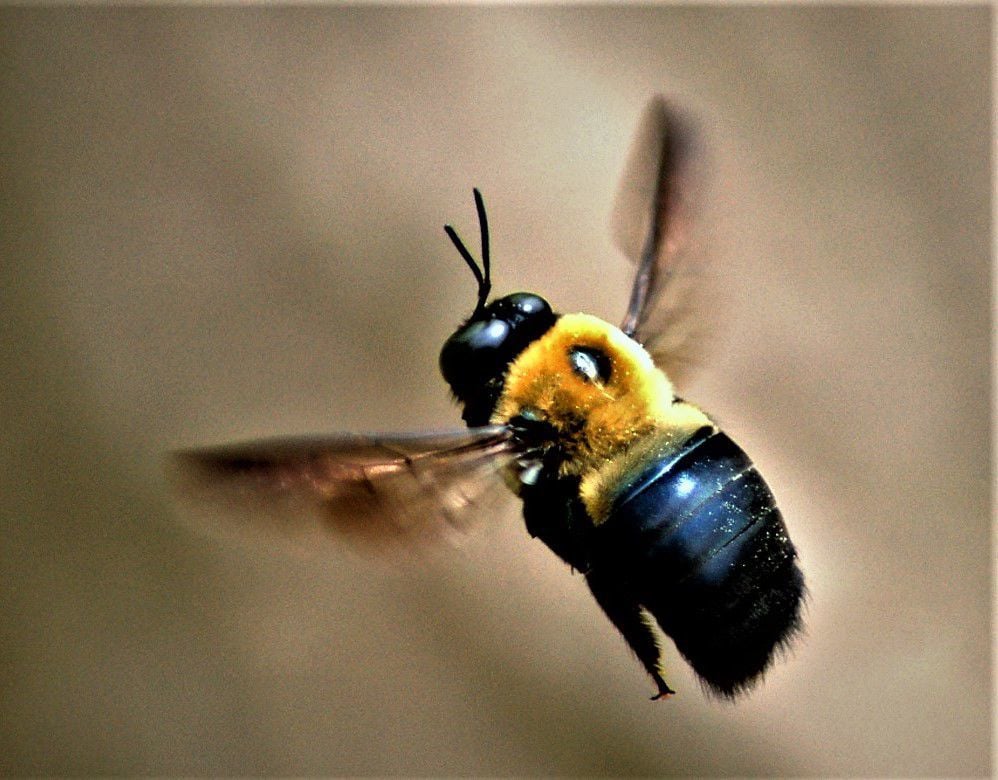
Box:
492;313;712;523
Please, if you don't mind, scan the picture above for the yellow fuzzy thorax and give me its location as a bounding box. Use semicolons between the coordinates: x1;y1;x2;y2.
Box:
491;312;712;521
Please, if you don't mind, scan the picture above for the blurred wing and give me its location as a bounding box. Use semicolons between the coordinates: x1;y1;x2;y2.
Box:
172;426;520;552
611;95;722;391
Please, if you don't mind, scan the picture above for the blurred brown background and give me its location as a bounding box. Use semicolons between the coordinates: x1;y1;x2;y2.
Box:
0;7;990;776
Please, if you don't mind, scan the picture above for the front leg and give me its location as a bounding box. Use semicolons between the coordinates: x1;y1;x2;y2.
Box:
510;410;594;572
586;567;675;700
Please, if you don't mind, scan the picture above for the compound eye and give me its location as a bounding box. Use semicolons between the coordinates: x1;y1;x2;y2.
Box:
439;318;512;391
461;318;511;352
569;346;612;384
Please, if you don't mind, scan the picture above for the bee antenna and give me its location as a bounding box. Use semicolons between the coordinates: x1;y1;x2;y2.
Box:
473;188;491;302
444;188;492;316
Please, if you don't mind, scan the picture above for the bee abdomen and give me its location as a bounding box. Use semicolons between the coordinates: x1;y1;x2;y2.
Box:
599;426;805;697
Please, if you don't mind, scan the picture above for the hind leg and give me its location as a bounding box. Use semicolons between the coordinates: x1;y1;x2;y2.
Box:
586;569;675;699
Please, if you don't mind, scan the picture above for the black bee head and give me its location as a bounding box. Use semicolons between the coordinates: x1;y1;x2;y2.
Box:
438;191;557;426
440;291;556;399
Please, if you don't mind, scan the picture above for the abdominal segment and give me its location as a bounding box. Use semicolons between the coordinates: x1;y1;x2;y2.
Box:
589;427;805;698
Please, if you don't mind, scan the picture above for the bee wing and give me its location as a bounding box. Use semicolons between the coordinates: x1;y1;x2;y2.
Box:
611;95;722;391
171;426;520;553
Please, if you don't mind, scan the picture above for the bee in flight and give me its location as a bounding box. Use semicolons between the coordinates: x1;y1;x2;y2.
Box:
176;97;806;700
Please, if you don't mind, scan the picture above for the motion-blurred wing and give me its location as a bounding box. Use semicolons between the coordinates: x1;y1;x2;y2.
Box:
172;426;519;552
612;95;721;391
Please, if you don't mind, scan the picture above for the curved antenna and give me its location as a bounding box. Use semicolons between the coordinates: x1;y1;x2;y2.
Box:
444;188;491;316
473;188;490;299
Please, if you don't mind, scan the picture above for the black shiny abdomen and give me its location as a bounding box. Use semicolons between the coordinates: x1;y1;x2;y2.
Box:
595;426;805;697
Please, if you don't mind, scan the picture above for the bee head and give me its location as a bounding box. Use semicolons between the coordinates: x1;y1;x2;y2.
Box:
438;190;557;425
440;291;557;402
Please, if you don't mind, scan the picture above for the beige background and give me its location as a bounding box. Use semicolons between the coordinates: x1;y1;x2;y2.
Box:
0;7;991;776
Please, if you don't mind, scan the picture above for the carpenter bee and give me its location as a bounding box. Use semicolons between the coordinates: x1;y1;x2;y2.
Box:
176;96;805;700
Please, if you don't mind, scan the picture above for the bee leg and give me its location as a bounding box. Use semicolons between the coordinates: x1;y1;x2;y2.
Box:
586;569;675;700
